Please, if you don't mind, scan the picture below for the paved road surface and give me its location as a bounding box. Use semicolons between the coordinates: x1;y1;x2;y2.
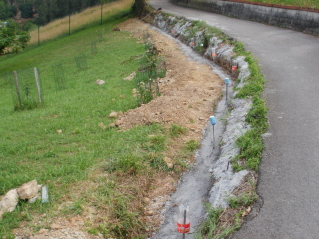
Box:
149;0;319;238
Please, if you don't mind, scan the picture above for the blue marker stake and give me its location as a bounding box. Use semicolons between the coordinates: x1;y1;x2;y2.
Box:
210;116;216;149
225;78;230;104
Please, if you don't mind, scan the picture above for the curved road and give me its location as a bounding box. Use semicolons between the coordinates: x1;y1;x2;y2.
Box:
149;0;319;238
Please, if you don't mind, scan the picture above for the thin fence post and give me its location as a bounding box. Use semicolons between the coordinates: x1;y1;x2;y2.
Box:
68;0;71;35
38;25;40;46
13;71;22;108
34;67;42;106
69;14;71;35
101;1;103;25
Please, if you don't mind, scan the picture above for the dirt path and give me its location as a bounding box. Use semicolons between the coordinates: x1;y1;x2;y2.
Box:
13;19;223;239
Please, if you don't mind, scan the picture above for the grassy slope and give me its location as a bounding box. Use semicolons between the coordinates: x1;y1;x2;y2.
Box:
28;0;134;45
0;10;168;238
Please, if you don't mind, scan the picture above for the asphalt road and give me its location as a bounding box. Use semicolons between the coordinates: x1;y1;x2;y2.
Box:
149;0;319;238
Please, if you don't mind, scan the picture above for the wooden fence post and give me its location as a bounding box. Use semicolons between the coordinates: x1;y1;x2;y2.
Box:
13;71;22;108
34;67;42;106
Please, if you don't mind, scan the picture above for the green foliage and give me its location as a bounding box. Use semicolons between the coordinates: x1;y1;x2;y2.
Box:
0;25;30;54
134;41;166;105
232;129;264;171
19;3;33;18
246;96;268;132
0;1;16;20
227;192;258;208
131;0;146;17
63;201;84;215
195;205;241;239
23;20;38;32
169;124;188;137
230;38;267;173
185;140;200;151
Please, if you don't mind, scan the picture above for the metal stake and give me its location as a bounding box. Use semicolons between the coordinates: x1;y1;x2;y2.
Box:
182;209;186;239
212;125;215;149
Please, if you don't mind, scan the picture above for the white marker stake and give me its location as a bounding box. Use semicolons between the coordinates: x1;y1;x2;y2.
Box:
42;186;49;203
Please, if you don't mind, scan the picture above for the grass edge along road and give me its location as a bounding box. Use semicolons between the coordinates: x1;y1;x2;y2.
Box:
231;0;319;9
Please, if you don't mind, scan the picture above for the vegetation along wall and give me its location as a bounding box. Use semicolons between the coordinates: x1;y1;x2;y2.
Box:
170;0;319;36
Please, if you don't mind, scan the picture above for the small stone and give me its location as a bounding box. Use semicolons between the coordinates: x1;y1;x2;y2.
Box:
123;72;136;81
163;157;174;168
28;195;39;203
38;228;49;234
114;119;122;126
108;111;122;118
50;223;63;230
99;122;106;130
108;123;116;128
0;189;19;218
143;197;151;203
108;111;118;118
17;180;39;200
96;79;105;85
145;210;154;216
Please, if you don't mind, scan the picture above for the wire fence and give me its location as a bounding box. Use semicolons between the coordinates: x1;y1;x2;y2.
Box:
74;53;88;70
51;62;66;90
3;68;43;111
3;32;102;110
3;31;166;112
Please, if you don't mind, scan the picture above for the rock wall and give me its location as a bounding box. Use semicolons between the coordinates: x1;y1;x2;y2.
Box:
170;0;319;36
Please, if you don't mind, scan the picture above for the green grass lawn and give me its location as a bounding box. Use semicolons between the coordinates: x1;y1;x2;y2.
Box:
0;12;182;238
242;0;319;8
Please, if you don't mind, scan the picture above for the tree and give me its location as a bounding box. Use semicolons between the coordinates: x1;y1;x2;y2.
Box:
0;20;30;54
19;3;33;18
131;0;146;17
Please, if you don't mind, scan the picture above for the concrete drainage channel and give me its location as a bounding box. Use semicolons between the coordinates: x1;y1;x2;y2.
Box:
148;14;254;238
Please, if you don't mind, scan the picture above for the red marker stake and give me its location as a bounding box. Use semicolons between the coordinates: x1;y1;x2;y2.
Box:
183;209;186;239
177;205;190;237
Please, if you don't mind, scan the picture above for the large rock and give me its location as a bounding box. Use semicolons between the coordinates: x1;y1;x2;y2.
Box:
17;180;39;200
0;189;19;219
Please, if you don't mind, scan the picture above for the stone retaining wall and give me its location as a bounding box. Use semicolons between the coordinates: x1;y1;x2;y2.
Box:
170;0;319;36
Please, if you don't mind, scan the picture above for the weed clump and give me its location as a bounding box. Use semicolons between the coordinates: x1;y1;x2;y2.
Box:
133;34;166;106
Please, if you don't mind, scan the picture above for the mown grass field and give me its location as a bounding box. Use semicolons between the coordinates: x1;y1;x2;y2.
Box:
242;0;319;8
0;6;194;238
